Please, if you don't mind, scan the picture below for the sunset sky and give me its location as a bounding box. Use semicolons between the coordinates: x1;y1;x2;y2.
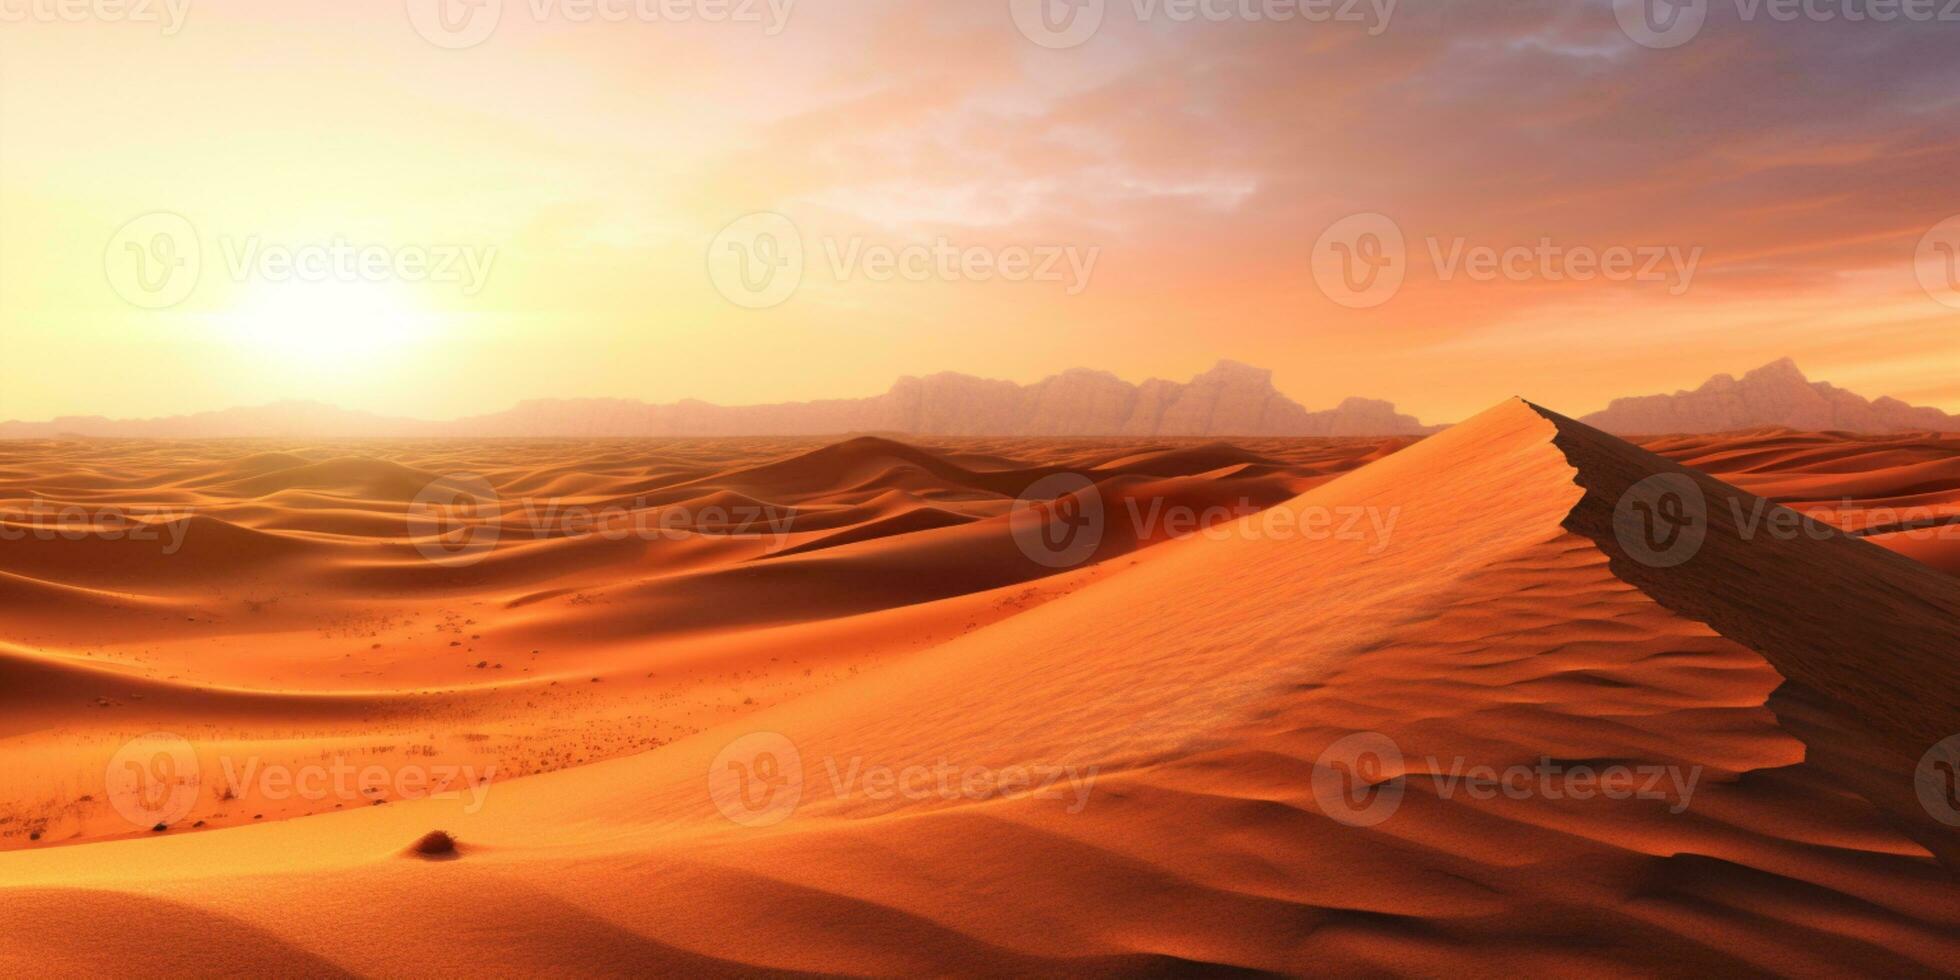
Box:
1;0;1956;426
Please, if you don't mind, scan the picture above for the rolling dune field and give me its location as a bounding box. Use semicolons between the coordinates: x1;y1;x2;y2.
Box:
1;407;1956;975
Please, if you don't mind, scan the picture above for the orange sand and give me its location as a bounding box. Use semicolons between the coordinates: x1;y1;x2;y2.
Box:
0;410;1954;974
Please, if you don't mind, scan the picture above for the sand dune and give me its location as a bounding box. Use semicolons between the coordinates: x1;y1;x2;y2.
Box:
0;408;1955;974
0;433;1373;848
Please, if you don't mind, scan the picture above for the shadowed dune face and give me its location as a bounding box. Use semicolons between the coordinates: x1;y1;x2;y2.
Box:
0;412;1956;975
1639;428;1960;576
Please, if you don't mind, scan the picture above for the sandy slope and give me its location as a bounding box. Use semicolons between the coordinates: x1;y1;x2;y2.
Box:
0;402;1954;975
0;435;1383;846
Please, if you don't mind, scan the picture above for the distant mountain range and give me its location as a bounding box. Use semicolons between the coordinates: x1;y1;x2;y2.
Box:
3;358;1953;439
1579;358;1960;435
0;361;1435;439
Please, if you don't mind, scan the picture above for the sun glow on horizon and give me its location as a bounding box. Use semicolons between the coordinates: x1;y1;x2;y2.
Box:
218;279;442;369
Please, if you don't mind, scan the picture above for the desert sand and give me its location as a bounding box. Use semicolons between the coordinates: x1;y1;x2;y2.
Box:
1;403;1956;975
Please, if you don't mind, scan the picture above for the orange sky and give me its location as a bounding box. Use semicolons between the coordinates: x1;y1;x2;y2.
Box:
1;0;1956;426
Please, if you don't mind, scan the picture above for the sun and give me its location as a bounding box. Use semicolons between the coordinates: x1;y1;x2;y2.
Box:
221;279;440;367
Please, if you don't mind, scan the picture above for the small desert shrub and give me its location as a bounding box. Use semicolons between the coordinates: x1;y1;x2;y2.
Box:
412;830;458;857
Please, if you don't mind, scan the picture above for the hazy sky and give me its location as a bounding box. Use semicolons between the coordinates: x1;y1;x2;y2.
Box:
2;0;1956;425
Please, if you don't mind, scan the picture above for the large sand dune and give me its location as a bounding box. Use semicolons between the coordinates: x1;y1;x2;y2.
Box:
1;405;1955;975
